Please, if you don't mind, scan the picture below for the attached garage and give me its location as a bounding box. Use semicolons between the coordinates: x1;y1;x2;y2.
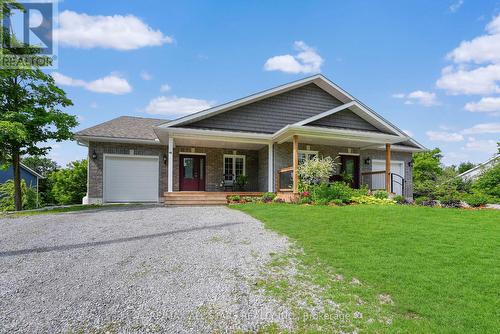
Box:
103;154;159;203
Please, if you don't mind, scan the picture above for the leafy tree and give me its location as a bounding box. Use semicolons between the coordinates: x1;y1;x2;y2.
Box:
412;148;443;198
0;1;77;210
0;179;38;211
22;155;60;205
22;155;60;176
49;160;87;205
457;162;475;174
473;163;500;199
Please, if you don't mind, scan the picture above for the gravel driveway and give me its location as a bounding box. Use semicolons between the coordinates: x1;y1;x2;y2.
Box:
0;206;292;333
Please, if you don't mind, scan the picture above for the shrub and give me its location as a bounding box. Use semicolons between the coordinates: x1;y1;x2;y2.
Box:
351;185;369;197
228;195;241;202
415;196;428;205
393;195;406;204
440;199;462;208
373;190;389;199
350;195;396;205
242;196;255;203
298;156;339;185
473;163;500;198
299;196;312;204
463;192;490;207
314;198;329;205
421;200;441;207
261;192;276;203
310;182;353;203
235;174;249;191
0;180;38;211
49;160;87;205
329;199;344;206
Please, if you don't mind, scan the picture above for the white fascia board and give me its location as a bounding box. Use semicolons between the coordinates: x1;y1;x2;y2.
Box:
20;163;44;179
366;144;425;153
161;127;272;144
74;135;164;146
273;125;404;144
293;101;357;126
159;75;353;128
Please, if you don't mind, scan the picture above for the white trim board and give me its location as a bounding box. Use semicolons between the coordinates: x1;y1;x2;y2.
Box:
179;152;207;156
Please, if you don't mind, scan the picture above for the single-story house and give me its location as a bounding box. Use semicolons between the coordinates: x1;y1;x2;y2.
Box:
458;154;499;181
75;74;425;205
0;163;43;191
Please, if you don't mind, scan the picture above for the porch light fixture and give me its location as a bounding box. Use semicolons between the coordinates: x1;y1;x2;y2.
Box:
364;157;371;165
91;150;97;160
408;159;414;167
163;154;167;165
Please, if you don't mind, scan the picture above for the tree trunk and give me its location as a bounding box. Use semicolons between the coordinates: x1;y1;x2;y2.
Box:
12;150;23;211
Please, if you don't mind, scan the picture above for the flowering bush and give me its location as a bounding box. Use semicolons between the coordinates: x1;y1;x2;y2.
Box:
351;195;396;205
298;156;339;185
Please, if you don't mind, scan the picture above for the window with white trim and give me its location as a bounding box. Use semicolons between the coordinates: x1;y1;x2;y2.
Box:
223;154;246;181
298;150;318;164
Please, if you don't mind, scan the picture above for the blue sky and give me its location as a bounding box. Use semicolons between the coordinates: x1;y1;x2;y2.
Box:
30;0;500;166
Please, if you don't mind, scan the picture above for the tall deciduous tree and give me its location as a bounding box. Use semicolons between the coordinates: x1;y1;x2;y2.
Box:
1;1;77;210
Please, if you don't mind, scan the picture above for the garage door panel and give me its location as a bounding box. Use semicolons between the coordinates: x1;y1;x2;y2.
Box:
104;156;159;202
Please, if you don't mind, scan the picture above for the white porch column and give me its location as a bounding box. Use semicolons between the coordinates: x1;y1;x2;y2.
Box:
268;143;274;192
167;137;174;192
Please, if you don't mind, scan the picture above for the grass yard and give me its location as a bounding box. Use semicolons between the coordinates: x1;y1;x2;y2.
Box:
233;204;499;333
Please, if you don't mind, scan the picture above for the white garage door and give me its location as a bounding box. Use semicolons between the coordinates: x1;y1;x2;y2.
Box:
372;160;405;195
104;155;159;202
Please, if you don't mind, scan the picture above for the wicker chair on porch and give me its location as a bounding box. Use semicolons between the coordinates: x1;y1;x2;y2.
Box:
222;174;235;191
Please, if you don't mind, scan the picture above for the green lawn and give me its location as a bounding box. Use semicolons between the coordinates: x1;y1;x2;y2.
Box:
233;204;499;333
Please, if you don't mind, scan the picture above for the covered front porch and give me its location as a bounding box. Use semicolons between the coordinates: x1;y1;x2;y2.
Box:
156;124;414;205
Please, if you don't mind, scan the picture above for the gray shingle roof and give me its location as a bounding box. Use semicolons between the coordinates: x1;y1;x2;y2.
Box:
75;116;168;140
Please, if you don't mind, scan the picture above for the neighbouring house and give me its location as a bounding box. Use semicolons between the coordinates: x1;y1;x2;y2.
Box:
0;163;43;193
75;75;425;205
458;154;499;181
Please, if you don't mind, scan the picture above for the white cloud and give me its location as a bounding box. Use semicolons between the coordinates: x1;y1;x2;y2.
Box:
447;15;500;64
54;10;173;50
143;96;215;116
464;138;498;152
462;122;500;134
436;64;500;95
426;130;464;142
464;97;500;115
449;0;464;13
264;41;323;74
140;71;153;81
437;15;500;96
160;84;171;92
90;102;98;109
52;72;132;95
393;90;439;106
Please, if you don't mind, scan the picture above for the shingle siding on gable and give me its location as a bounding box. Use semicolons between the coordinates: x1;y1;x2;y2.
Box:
181;83;344;133
308;109;383;133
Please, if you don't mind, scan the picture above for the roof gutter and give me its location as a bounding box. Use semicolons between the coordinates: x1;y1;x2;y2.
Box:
74;135;164;146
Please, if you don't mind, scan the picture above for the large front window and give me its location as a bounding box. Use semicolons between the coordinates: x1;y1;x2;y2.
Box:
223;154;246;181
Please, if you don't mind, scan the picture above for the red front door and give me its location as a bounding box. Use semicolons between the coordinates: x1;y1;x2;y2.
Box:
179;155;205;191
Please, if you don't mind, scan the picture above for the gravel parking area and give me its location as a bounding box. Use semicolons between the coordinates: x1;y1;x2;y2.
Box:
0;206;292;333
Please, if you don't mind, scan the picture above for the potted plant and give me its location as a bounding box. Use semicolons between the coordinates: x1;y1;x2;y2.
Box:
235;174;248;191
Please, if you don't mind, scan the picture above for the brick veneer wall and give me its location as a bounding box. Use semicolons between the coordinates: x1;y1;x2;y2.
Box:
87;142;167;203
172;147;261;192
274;143;414;198
360;149;413;198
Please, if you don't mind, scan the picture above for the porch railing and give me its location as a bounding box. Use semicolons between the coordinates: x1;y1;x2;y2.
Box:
277;167;293;192
361;171;405;194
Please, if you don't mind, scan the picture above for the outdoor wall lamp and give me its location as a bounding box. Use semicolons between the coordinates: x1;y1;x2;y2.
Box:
408;159;414;167
163;154;167;164
364;157;371;165
91;150;97;160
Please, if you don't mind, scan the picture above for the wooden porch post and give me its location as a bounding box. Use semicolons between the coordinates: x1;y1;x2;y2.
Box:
385;143;391;192
293;135;299;194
